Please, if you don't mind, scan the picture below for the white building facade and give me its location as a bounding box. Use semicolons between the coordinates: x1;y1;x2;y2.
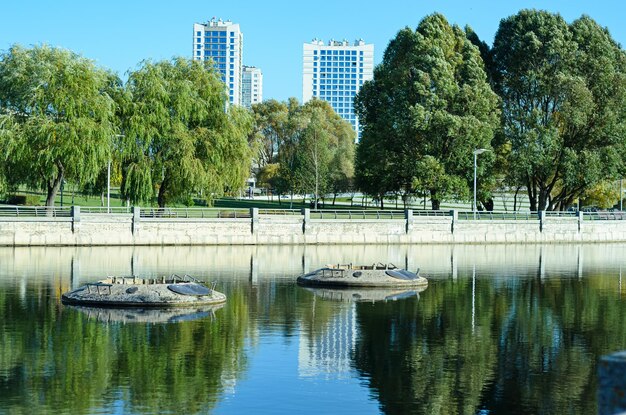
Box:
303;39;374;140
193;18;243;105
242;66;263;108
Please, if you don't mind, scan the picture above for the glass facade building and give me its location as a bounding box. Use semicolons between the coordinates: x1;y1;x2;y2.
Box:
193;18;243;105
242;66;263;109
303;39;374;141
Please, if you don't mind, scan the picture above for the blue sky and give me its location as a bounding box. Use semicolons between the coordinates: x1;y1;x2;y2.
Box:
1;1;625;102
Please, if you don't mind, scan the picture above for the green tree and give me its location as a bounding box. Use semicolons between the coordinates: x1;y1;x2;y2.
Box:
355;14;500;210
491;10;626;211
122;58;253;207
251;99;290;167
278;99;355;208
0;45;116;206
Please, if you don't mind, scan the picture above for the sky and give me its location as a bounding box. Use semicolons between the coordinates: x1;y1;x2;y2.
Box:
2;0;625;102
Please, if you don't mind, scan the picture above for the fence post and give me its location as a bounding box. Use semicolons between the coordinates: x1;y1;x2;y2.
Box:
450;209;457;234
405;209;413;234
132;207;140;235
71;206;80;234
599;351;626;415
302;208;310;234
577;210;583;233
251;208;259;235
539;210;546;232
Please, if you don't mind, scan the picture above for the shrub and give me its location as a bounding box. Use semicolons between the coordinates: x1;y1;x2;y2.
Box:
6;194;41;206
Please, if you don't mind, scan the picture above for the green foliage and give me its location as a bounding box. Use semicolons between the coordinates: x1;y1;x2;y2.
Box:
0;44;116;206
5;194;41;206
256;163;281;193
355;14;500;210
122;58;253;207
581;180;620;209
491;10;626;211
251;99;290;166
254;98;355;201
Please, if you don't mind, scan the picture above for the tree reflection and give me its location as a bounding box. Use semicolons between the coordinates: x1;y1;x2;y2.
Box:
0;283;249;415
352;274;626;415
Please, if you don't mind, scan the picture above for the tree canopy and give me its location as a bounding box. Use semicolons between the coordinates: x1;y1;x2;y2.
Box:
122;58;253;207
491;10;626;211
355;13;500;209
0;44;117;206
252;98;355;205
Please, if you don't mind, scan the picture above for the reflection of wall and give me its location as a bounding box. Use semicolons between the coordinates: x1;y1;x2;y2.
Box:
298;303;357;379
2;244;626;286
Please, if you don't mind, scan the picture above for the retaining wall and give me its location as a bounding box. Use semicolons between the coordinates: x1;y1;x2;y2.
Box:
1;207;625;246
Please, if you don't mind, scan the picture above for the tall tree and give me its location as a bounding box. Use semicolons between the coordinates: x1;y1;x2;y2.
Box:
279;99;355;207
492;10;626;211
251;99;290;167
122;58;253;207
0;45;116;206
355;14;500;210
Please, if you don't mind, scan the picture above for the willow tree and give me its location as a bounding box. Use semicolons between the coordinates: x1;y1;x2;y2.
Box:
251;99;290;167
122;58;253;207
0;45;116;206
492;10;626;211
355;14;500;210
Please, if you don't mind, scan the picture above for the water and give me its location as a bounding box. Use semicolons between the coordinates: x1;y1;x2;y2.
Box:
1;244;626;414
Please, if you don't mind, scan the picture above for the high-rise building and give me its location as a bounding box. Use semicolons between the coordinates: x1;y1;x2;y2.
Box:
303;39;374;141
242;65;263;108
193;18;243;105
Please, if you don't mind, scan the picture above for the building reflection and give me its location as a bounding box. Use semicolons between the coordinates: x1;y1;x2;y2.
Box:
298;302;357;379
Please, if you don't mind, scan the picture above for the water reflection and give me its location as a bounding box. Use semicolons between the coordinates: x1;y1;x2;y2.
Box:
1;244;626;414
65;304;223;324
302;286;427;302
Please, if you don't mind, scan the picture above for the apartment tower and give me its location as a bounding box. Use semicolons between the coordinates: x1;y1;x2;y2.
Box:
303;39;374;140
193;18;243;105
242;65;263;108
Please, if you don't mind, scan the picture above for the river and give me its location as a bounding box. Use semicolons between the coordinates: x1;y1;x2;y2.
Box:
1;244;625;414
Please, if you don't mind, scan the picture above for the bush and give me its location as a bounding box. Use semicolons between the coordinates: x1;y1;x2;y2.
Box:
6;194;41;206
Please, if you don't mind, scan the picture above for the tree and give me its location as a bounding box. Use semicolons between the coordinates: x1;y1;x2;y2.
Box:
294;107;332;208
251;99;290;167
0;45;116;206
355;14;500;210
278;99;355;208
491;10;626;211
122;58;253;207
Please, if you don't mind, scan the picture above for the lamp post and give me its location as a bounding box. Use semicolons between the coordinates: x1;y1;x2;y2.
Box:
473;148;490;219
107;160;111;213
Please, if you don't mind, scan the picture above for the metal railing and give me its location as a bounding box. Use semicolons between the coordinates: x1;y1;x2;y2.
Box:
412;210;450;217
457;211;539;220
258;209;301;216
2;205;626;223
139;207;251;219
584;211;626;221
311;210;405;219
81;207;132;214
0;206;72;217
543;211;578;218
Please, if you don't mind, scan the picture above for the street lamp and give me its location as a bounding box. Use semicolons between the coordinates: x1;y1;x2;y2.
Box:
473;148;490;219
107;160;111;213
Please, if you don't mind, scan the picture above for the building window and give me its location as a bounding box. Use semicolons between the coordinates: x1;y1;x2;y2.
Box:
197;31;201;36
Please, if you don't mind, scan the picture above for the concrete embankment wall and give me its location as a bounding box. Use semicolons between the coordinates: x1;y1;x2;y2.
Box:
1;207;625;246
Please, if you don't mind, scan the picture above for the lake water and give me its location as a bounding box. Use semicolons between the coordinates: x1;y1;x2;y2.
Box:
1;244;626;414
